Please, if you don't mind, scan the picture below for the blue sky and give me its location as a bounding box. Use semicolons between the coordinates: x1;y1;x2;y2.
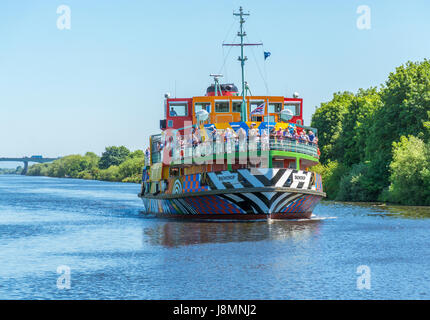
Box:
1;0;429;166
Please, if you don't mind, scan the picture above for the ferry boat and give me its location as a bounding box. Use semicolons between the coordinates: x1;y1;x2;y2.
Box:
139;7;325;220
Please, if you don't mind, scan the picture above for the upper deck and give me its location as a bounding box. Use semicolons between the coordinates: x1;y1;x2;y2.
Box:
160;94;304;131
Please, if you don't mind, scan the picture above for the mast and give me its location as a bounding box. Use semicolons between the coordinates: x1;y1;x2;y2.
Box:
223;7;262;122
237;7;247;121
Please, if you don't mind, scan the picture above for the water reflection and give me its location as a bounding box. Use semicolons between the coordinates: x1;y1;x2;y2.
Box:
142;219;321;247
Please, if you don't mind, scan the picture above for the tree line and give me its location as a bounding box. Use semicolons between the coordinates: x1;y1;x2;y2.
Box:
0;167;23;175
27;146;145;183
311;59;430;205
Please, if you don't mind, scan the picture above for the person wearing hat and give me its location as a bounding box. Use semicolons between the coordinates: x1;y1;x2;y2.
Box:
237;126;247;152
288;124;294;135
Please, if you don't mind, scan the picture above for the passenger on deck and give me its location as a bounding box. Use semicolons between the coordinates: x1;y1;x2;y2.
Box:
293;127;300;141
284;128;292;140
225;128;236;153
210;126;217;142
270;127;276;140
261;130;269;151
308;130;315;144
248;123;259;151
276;128;283;142
237;127;247;152
299;131;307;143
192;128;200;148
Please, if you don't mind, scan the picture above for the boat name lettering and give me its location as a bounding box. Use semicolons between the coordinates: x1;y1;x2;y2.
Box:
293;173;307;181
218;173;239;182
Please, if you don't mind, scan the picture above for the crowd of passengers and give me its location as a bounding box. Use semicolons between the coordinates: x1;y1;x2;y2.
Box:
148;123;318;157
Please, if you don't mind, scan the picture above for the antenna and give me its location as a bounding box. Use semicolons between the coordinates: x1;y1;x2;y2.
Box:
223;7;262;122
210;74;223;96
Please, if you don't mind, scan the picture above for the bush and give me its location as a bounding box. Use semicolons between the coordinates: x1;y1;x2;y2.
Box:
384;136;430;205
336;162;379;202
118;157;145;182
98;165;121;182
27;163;49;176
312;161;348;199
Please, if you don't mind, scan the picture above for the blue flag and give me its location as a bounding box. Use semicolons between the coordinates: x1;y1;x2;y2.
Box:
264;51;271;60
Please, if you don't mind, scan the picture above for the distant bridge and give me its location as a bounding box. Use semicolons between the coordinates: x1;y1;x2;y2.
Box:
0;156;61;175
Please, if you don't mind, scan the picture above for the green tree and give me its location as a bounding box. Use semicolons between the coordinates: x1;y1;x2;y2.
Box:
311;91;354;164
336;162;380;202
384;136;430;205
98;165;121;181
337;88;381;167
365;60;430;194
312;161;348;200
99;146;130;169
128;150;144;158
118;156;145;183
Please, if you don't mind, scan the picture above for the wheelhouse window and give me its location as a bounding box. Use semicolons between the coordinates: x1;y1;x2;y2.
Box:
268;103;282;113
232;101;242;113
215;101;230;113
264;115;275;122
195;102;211;113
169;102;188;117
284;103;300;116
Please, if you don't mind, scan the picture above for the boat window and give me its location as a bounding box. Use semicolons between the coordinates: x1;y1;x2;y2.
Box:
251;115;263;122
169;102;188;117
250;101;265;114
170;167;180;177
232;101;242;113
268;103;282;113
288;160;296;169
195;102;211;113
284;103;300;116
272;160;284;168
215;101;230;113
264;115;275;122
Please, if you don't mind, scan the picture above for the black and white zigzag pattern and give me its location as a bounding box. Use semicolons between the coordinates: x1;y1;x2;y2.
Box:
219;191;303;214
203;169;313;191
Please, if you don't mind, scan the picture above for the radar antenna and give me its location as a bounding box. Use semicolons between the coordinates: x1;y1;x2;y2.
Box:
209;74;223;96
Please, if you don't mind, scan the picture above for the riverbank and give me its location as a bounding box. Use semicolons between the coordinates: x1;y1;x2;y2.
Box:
26;146;144;183
320;200;430;219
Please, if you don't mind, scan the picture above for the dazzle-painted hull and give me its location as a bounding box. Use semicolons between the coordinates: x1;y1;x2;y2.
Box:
140;168;325;220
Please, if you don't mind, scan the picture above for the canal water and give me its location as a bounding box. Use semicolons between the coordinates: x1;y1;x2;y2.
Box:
0;175;429;299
